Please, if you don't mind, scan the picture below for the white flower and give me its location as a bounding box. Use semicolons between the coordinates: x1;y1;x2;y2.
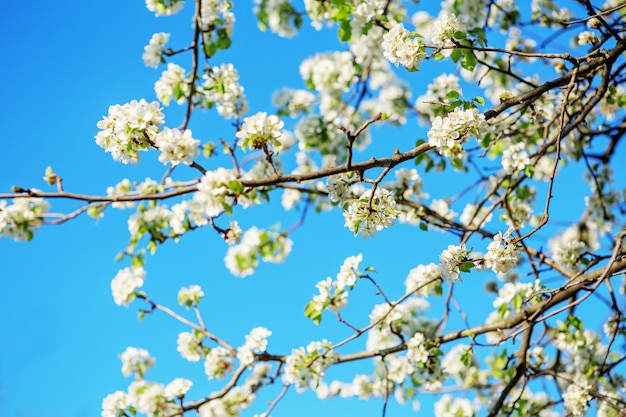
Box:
501;142;530;175
459;203;492;228
119;346;155;377
431;13;465;45
438;244;469;281
407;332;429;364
164;378;192;399
111;267;145;306
563;378;592;416
272;88;315;117
128;380;166;416
142;32;170;68
224;220;243;245
107;179;135;209
235;112;284;151
381;22;425;70
95;99;164;164
405;263;441;296
283;340;336;392
0;197;50;241
237;327;272;367
343;187;398;238
326;175;351;206
177;331;204;362
336;254;363;288
484;231;520;274
101;391;130;417
205;346;234;380
178;285;204;307
299;51;356;94
155;63;189;106
224;227;293;277
577;30;598;46
145;0;184;16
154;127;199;165
427;107;487;154
194;168;239;217
202;63;248;119
434;394;475;417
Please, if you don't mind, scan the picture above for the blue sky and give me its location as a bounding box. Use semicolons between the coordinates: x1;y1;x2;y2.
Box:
1;2;624;417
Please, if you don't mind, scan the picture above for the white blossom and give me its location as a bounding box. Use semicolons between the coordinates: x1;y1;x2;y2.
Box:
483;230;520;274
501;142;530;175
343;188;398;238
164;378;192;399
202;63;248;119
178;285;204;307
381;22;425;70
155;63;189;106
563;378;592;416
119;346;155;377
154;127;199;165
406;332;429;364
205;346;234;380
111;267;145;306
431;13;465;45
95;99;164;164
142;32;169;68
177;331;204;362
0;197;49;241
101;391;130;417
236;112;284;151
438;244;469;281
145;0;184;16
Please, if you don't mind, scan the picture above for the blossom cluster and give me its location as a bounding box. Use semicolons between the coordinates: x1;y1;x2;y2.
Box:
0;197;49;241
202;63;248;119
142;32;170;68
427;107;487;155
111;267;146;307
431;13;465;45
501;142;531;175
177;285;204;308
438;244;469;281
236;326;272;367
283;340;336;391
155;63;189;106
381;22;426;71
343;187;398;238
235;112;284;151
483;230;520;274
306;254;363;323
119;346;155;378
95;99;165;164
194;168;241;218
145;0;184;16
205;346;234;380
224;227;293;277
154;127;199;165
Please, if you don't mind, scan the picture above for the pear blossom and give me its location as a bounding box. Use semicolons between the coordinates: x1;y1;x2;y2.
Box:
438;244;469;281
236;112;284;151
111;267;146;306
142;32;169;68
164;378;192;399
119;346;155;378
145;0;184;16
155;63;189;106
154;127;199;165
343;188;398;238
381;22;425;70
95;99;164;164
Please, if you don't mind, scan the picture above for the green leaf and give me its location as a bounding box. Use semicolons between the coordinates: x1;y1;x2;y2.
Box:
473;96;485;106
461;50;478;71
445;91;460;100
419;222;428;231
338;20;351;42
451;48;463;63
138;310;145;322
304;301;322;325
459;261;474;273
204;42;217;57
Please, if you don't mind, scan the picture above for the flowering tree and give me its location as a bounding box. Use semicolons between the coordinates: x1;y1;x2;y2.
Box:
3;0;626;416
